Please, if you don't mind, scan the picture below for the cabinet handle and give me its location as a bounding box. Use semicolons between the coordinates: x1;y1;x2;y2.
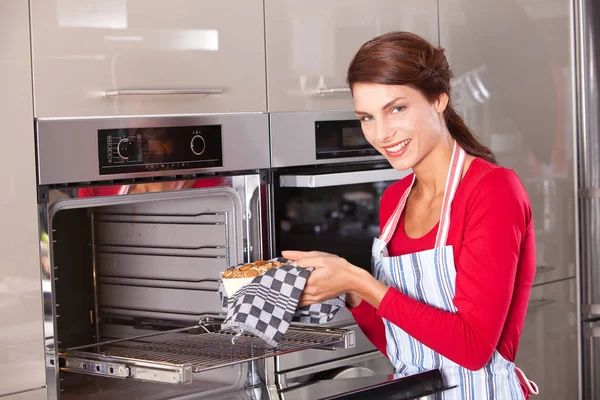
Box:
527;298;556;310
318;88;351;95
104;89;224;97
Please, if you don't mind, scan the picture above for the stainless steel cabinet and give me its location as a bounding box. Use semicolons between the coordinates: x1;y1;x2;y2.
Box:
0;0;46;397
30;0;267;117
264;0;438;112
439;0;576;285
516;279;578;399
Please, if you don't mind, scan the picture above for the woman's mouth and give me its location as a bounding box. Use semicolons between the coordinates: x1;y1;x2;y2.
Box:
384;139;411;157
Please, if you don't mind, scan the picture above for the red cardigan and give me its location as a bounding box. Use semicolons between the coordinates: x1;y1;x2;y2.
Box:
350;158;535;377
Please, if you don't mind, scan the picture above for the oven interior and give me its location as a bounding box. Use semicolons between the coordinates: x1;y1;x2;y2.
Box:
272;164;396;272
50;187;248;398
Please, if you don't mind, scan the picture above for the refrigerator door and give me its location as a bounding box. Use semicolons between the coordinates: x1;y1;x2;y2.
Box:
439;0;577;287
578;0;600;317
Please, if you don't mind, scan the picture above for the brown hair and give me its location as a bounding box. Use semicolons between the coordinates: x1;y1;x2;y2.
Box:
347;31;497;165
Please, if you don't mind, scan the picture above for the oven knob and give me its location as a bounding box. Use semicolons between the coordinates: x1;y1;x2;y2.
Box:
117;138;139;160
191;135;206;156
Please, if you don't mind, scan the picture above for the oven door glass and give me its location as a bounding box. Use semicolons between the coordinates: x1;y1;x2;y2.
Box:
274;166;409;273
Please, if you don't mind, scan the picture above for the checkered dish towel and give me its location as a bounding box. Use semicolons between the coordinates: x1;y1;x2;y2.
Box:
219;259;346;347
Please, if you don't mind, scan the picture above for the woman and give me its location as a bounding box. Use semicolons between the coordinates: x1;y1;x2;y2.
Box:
283;32;538;399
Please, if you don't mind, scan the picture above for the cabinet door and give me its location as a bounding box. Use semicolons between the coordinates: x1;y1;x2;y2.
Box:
515;279;578;399
439;0;576;285
264;0;438;112
30;0;267;118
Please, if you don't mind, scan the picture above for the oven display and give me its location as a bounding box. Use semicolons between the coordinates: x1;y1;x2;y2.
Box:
98;125;223;175
315;120;378;160
148;139;175;156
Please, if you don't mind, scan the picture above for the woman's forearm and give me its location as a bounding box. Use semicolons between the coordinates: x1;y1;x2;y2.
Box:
348;267;389;308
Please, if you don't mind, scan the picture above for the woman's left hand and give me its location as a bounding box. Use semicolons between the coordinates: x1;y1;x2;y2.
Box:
282;250;358;307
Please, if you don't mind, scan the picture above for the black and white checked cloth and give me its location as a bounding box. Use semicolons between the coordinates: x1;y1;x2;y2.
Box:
219;259;345;347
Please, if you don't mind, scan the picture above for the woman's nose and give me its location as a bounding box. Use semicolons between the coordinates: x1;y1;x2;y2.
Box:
376;120;395;144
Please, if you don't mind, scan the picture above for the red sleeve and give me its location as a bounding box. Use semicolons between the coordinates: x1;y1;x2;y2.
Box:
376;168;532;371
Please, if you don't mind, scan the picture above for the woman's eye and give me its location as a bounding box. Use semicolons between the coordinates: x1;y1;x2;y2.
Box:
391;106;405;114
360;115;373;122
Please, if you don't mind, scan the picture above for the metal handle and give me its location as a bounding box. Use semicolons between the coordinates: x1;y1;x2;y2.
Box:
318;87;351;95
279;168;410;188
104;89;224;96
527;298;556;310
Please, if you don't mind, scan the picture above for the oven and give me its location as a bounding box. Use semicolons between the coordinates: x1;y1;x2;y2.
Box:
267;111;411;394
36;113;450;400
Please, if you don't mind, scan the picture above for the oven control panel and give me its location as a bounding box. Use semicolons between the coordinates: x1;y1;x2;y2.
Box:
98;125;223;175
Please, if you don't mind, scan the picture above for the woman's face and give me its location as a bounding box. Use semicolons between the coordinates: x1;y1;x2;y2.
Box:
352;83;448;171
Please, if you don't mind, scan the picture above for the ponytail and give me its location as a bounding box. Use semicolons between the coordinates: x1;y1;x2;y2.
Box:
445;107;497;165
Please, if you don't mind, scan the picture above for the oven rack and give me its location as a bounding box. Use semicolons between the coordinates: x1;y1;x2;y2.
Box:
59;322;355;385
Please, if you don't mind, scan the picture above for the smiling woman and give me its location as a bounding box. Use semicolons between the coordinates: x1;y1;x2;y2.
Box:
282;32;538;399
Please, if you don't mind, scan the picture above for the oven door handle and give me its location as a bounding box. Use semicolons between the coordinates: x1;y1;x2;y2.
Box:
279;168;410;188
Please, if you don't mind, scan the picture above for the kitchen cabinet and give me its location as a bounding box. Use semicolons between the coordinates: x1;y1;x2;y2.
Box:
515;278;578;399
0;0;46;397
264;0;438;112
30;0;267;118
439;0;576;285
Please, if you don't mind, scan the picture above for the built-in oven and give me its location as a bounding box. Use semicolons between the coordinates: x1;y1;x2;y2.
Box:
267;111;411;394
36;113;450;400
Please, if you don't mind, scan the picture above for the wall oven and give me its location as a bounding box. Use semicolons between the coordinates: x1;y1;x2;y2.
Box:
36;113;450;399
267;111;410;393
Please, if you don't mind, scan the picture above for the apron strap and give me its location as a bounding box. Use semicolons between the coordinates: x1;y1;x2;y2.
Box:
378;142;467;248
435;143;466;248
515;367;540;395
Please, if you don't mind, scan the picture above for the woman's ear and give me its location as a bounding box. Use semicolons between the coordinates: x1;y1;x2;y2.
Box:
435;93;449;114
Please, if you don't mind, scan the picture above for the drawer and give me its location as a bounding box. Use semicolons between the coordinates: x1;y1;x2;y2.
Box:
264;0;438;112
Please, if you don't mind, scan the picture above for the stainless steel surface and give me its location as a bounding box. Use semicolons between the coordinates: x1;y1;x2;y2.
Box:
579;0;600;318
263;0;438;112
279;168;410;188
277;324;381;373
105;89;224;97
270;111;385;168
281;351;390;381
515;278;578;400
36;113;270;185
60;323;351;385
0;0;46;397
30;0;267;117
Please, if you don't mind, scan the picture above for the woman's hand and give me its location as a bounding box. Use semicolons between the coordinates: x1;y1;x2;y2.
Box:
282;250;389;309
282;250;358;307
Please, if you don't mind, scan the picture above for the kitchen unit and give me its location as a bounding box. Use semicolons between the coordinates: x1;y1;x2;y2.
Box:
0;0;46;399
0;0;588;399
29;0;267;117
264;0;438;112
439;0;578;398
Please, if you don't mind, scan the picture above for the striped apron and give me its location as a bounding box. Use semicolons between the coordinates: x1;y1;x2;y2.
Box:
373;143;536;399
